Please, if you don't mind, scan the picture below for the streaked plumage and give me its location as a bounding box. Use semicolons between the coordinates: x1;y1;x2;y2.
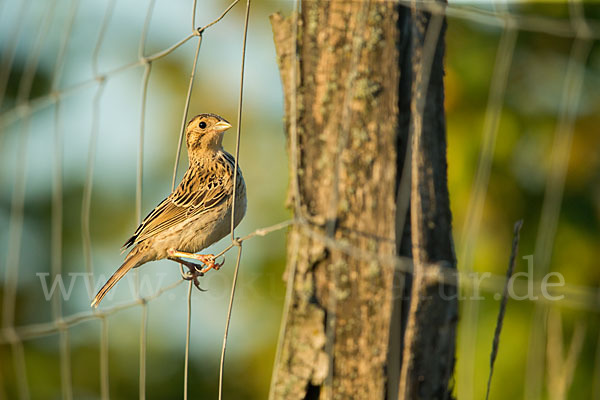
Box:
91;113;246;307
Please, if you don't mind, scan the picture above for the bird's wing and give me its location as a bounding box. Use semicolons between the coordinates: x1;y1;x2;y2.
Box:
123;164;232;249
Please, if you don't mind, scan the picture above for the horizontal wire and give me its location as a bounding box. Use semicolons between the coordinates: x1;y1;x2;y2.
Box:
0;212;598;345
0;1;245;132
0;280;184;344
0;3;598;389
403;1;600;39
1;3;597;132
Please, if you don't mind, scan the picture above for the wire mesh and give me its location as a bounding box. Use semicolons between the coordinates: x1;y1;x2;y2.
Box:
0;1;599;399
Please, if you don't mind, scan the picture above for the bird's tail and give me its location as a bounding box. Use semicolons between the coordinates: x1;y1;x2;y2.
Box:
91;252;144;308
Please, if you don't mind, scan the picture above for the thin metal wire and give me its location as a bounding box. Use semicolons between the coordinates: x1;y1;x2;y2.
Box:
139;0;156;61
192;0;198;31
219;246;244;399
100;317;109;400
0;1;241;129
0;280;184;343
81;83;106;283
50;0;79;319
525;32;594;400
4;112;31;394
297;220;600;311
171;35;203;191
229;0;250;242
136;65;151;399
213;219;293;260
171;0;241;190
457;14;517;400
2;2;600;398
0;32;194;131
396;0;600;39
11;340;30;400
59;327;73;400
82;0;115;290
3;1;600;134
20;4;75;399
0;0;29;110
183;280;193;400
0;1;59;395
138;304;148;400
0;215;597;341
268;228;299;400
219;2;250;398
135;2;155;396
268;3;299;397
197;0;240;35
175;18;203;400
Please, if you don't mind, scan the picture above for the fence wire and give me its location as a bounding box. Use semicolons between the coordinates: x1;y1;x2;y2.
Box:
0;1;599;399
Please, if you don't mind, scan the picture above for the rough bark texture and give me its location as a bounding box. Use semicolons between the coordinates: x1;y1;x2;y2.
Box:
398;5;458;400
270;1;457;399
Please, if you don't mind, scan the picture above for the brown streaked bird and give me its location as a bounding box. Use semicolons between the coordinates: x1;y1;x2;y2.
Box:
91;113;246;308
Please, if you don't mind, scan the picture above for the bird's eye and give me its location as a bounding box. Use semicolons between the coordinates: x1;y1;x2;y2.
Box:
199;121;207;129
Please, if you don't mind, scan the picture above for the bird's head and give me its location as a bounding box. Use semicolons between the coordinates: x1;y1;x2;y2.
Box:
185;113;232;153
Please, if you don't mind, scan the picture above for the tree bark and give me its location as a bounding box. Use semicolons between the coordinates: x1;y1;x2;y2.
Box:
270;1;456;399
398;5;458;400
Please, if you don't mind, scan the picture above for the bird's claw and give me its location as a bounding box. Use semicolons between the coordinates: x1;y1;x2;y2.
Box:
199;256;224;274
181;266;206;291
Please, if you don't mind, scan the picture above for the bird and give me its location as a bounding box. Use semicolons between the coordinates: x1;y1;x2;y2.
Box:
91;113;246;308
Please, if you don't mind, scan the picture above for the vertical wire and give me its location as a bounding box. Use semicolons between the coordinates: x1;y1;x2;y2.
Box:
136;52;151;400
0;0;29;110
136;3;155;398
4;117;31;400
178;3;202;397
218;247;243;400
2;0;55;332
2;2;58;398
49;2;79;399
82;0;114;288
456;16;517;400
50;0;79;325
11;340;30;400
81;84;106;281
84;3;115;398
268;3;299;397
524;27;593;400
191;0;198;31
171;35;203;191
229;0;250;242
183;280;193;400
100;317;109;400
138;305;148;400
83;0;114;282
59;328;73;400
219;2;250;399
268;229;299;400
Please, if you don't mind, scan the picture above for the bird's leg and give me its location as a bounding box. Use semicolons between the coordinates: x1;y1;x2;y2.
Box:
167;256;204;276
166;249;224;274
167;250;206;291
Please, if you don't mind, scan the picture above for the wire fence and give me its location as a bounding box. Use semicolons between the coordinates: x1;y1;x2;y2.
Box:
0;0;599;399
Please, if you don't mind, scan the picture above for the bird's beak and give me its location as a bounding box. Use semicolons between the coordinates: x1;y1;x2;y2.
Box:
213;120;232;132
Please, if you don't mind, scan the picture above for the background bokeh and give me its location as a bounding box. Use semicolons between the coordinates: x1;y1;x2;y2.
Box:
0;1;599;399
